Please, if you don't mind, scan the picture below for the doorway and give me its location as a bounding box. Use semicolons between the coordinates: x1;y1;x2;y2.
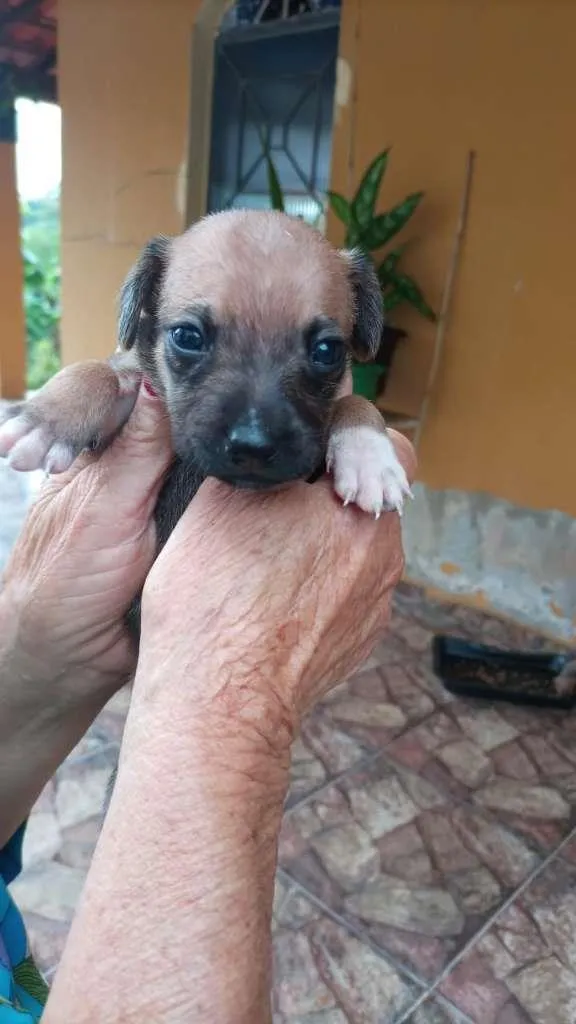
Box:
207;0;341;227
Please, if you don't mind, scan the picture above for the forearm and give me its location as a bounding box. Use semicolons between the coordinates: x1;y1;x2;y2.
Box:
44;659;293;1024
0;593;122;846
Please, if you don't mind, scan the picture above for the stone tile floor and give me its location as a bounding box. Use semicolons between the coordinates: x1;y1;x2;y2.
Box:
2;458;576;1022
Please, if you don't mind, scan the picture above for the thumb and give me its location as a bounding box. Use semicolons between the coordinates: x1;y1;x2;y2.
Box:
387;429;417;486
98;379;174;507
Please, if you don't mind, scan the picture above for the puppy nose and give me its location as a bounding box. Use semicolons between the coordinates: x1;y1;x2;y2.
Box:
224;414;276;468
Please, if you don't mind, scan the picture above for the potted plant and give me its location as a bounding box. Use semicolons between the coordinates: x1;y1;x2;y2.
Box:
327;148;436;400
262;145;435;402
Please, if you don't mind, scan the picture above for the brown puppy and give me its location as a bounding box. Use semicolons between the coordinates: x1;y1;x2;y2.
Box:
1;210;410;609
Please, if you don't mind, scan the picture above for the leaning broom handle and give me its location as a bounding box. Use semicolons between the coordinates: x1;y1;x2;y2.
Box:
414;150;476;452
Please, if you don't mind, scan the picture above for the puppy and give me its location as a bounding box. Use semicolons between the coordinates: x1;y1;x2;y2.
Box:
1;211;409;556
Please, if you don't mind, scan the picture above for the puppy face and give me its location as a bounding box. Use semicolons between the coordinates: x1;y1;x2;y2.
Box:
119;210;383;488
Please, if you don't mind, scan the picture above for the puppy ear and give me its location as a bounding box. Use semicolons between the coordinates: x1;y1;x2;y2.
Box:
118;235;171;350
341;248;384;362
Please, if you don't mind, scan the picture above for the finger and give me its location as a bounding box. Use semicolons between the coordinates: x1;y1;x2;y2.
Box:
387;429;417;486
96;382;173;508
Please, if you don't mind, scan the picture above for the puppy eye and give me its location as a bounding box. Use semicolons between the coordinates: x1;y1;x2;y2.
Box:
309;336;344;369
168;323;208;355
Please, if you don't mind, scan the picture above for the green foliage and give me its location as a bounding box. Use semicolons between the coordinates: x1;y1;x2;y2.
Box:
360;192;424;251
260;141;435;329
350;148;389;230
383;270;436;322
265;151;285;212
326;190;351;228
260;144;435;405
20;190;61;389
27;337;61;392
327;148;436;324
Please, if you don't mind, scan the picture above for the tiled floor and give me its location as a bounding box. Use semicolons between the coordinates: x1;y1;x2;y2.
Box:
2;458;576;1022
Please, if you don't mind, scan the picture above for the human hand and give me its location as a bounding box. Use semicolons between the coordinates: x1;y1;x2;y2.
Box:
134;430;416;749
47;430;414;1024
0;383;172;693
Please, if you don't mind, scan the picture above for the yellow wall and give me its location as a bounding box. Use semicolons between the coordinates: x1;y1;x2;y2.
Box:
0;142;26;399
330;0;576;518
59;0;576;518
58;0;205;363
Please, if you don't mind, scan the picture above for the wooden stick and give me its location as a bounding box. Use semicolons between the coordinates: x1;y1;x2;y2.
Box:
414;150;476;452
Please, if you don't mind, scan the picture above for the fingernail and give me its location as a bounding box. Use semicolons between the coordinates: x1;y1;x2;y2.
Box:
142;378;157;398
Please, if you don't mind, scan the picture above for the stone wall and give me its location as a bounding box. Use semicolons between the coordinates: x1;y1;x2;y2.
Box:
404;484;576;644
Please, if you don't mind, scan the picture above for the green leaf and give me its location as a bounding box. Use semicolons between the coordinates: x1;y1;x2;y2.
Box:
382;288;405;313
362;192;424;252
327;190;351;226
351;148;390;229
345;223;362;249
390;272;437;322
377;244;408;286
265;152;285;212
327;192;364;248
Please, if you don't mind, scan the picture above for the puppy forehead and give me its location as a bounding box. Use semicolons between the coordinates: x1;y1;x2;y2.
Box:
160;211;353;331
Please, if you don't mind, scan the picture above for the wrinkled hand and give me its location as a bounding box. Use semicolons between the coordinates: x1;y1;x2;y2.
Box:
1;385;172;689
137;430;416;739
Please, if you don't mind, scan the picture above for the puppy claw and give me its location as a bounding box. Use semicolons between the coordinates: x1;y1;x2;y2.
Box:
327;425;410;518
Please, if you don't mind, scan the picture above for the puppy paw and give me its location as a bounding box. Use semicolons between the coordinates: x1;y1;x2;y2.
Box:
0;405;83;473
326;425;412;517
0;362;140;475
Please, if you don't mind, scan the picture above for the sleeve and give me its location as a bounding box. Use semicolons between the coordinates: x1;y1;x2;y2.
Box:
0;823;49;1022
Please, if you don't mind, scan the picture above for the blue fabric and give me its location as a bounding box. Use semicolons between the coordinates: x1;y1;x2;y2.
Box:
0;826;25;888
0;824;48;1021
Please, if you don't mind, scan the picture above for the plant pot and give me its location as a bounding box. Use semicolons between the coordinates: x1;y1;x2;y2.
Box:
353;327;407;402
352;363;386;401
374;325;407;371
432;635;575;710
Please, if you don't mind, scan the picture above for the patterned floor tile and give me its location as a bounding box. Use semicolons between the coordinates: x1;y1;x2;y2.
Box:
57;816;102;871
51;746;118;832
287;649;449;809
438;858;576;1024
289;733;332;807
10;860;80;975
0;456;43;573
402;996;472;1023
393;585;556;655
386;699;576;854
272;880;423;1023
14;749;117;978
17;911;71;977
83;684;132;751
320;665;437;747
279;754;543;983
10;860;86;925
559;831;576;864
